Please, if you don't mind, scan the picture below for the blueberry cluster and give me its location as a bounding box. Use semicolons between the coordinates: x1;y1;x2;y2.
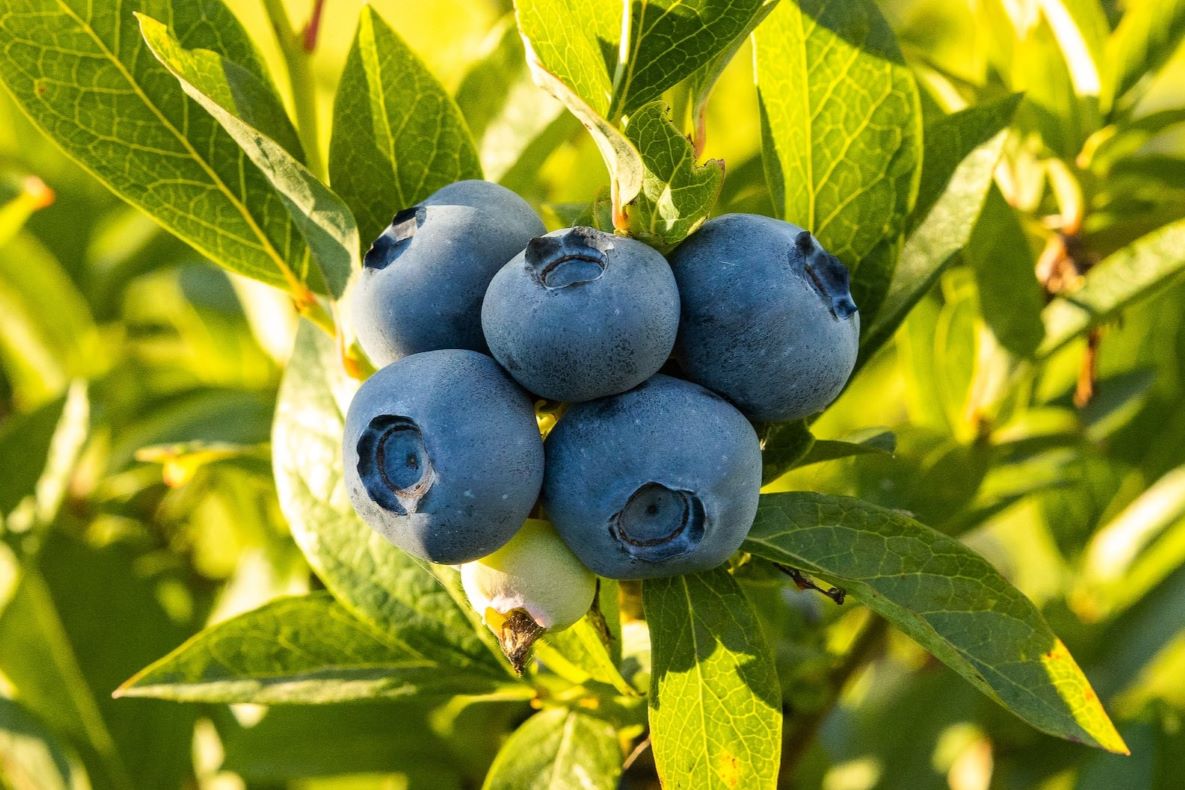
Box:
343;180;859;621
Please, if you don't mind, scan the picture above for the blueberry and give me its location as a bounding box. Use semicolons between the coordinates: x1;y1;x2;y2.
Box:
461;518;596;633
669;214;860;422
349;180;545;366
542;374;761;579
343;349;544;564
481;227;680;402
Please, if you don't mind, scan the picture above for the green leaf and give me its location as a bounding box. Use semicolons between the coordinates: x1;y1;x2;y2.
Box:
1108;155;1185;194
0;233;101;410
1075;465;1185;621
1040;0;1109;100
454;16;575;190
744;492;1129;753
969;186;1046;357
799;429;896;467
216;701;498;785
1087;108;1185;171
272;322;507;676
644;568;782;789
0;533;195;790
139;18;303;162
514;0;620;119
0;0;326;296
615;0;778;116
536;616;637;698
0;381;88;527
910;95;1022;235
515;0;643;211
1038;217;1185;358
860;96;1017;362
137;14;354;299
117;593;526;704
329;5;482;246
0;696;90;790
0;392;68;515
685;2;778;131
754;0;922;324
482;707;622;790
1102;0;1185;113
621;101;723;250
758;420;814;486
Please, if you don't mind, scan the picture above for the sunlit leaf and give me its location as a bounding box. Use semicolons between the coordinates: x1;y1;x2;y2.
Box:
754;0;922;324
118;593;528;703
1102;0;1185;112
860;96;1018;362
455;16;575;190
615;0;776;115
482;707;622;790
514;0;642;212
685;2;778;137
745;492;1129;753
0;697;90;790
644;568;782;788
329;5;482;246
536;615;637;698
138;14;354;299
0;0;325;295
622;101;723;250
1039;217;1185;357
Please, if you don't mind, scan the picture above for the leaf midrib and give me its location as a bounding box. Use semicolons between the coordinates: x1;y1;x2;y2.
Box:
745;517;1113;745
56;0;301;293
543;711;580;788
681;575;713;784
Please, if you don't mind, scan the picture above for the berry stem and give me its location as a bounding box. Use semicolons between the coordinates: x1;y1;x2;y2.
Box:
301;0;326;52
263;0;327;181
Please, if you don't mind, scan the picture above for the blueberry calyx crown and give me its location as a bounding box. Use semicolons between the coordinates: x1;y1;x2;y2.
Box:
363;207;423;271
794;230;858;320
356;414;435;514
609;482;706;563
525;227;610;289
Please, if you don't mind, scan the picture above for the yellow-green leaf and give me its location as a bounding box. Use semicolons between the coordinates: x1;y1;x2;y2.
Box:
746;492;1129;754
644;568;782;789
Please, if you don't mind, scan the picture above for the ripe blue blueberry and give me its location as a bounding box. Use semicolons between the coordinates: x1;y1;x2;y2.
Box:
343;349;544;564
481;227;680;402
349;180;545;366
542;374;762;579
670;213;860;422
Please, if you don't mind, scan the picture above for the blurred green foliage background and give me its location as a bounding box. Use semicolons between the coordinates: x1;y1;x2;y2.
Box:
1;0;1184;788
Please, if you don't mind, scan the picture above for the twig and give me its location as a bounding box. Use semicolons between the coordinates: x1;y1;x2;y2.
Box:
1035;230;1103;409
1074;327;1102;408
262;0;326;180
301;0;326;52
623;736;652;771
773;563;846;606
